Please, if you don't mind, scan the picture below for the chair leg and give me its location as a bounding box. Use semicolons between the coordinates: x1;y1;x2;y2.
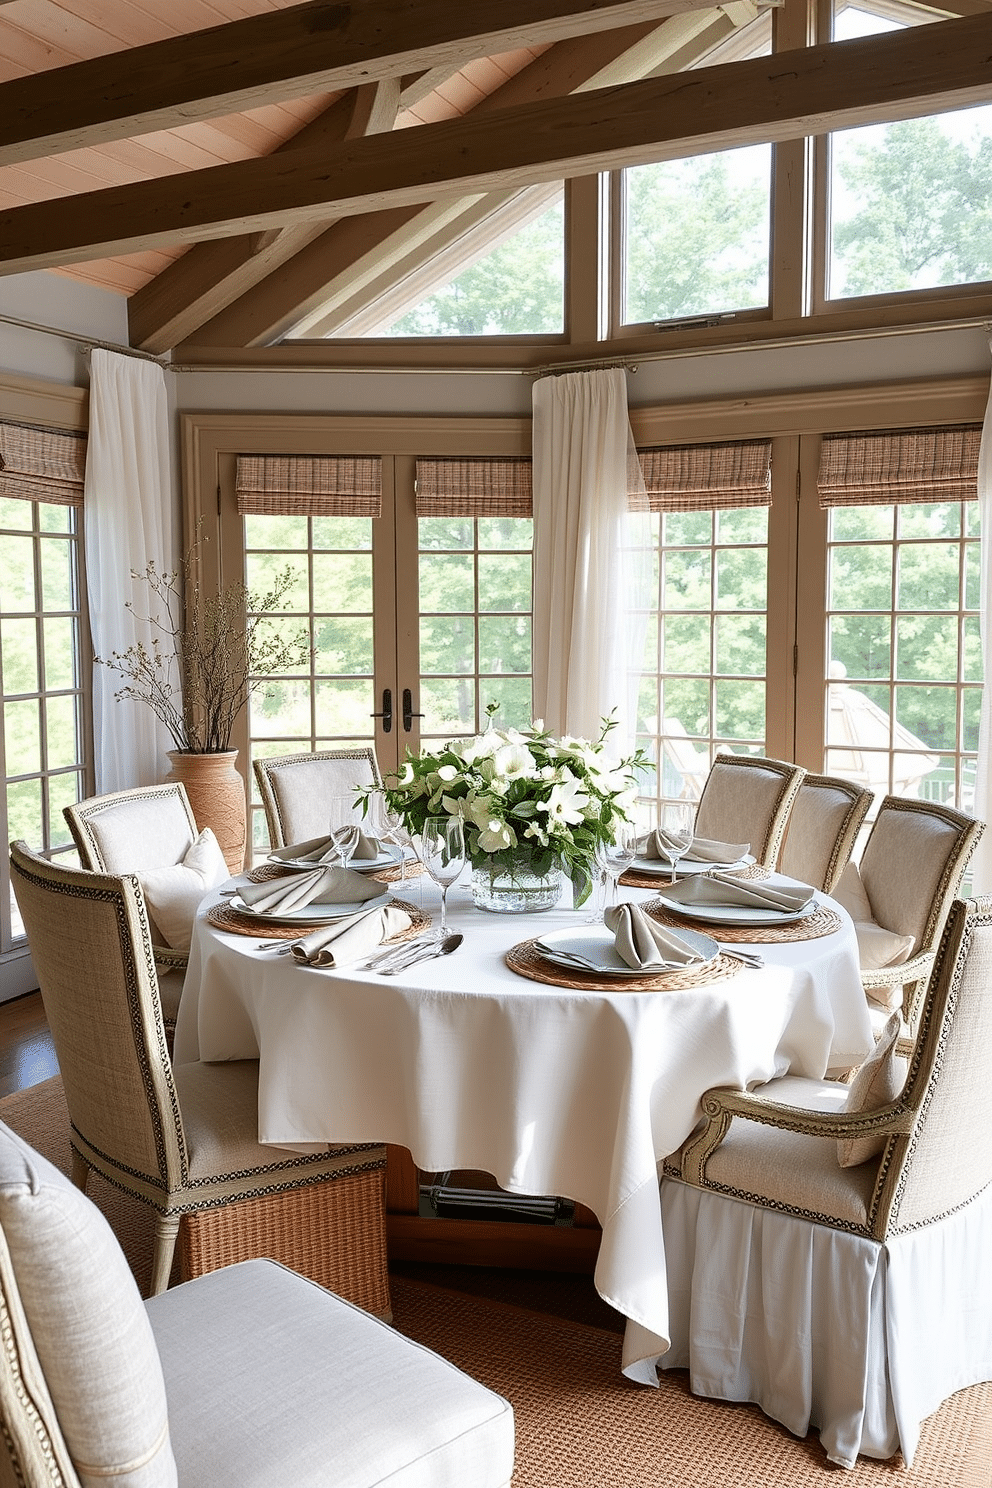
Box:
70;1149;90;1192
150;1213;181;1296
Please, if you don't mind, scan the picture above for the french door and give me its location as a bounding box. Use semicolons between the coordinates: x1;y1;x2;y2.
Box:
196;416;533;856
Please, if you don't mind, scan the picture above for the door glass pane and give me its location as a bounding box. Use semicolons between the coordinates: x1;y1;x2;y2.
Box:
637;507;769;812
418;516;533;745
824;501;979;810
244;514;377;852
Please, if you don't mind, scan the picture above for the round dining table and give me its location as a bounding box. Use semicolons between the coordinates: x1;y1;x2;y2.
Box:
175;869;874;1385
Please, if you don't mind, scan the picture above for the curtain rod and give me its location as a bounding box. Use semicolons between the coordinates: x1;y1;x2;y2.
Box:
0;310;171;368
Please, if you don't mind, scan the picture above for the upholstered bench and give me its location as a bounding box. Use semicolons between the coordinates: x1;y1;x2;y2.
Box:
0;1120;514;1487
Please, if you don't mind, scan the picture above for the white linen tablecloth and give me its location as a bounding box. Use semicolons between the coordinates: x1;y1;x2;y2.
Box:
175;874;873;1384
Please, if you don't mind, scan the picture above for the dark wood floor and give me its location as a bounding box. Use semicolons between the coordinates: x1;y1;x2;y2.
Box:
0;990;58;1099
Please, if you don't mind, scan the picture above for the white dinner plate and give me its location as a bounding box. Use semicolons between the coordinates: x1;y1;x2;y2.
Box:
534;924;719;978
650;881;816;927
629;852;755;878
268;843;405;873
229;892;392;924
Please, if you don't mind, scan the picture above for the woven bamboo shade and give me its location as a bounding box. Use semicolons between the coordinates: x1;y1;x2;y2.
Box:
236;455;382;517
817;425;981;507
636;439;772;512
415;457;533;517
0;420;86;506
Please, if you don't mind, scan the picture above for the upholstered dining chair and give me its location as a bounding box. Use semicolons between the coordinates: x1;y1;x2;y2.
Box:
254;746;383;849
0;1120;515;1488
660;895;992;1469
777;772;874;893
9;840;392;1312
63;782;218;1045
692;753;806;869
834;795;983;1041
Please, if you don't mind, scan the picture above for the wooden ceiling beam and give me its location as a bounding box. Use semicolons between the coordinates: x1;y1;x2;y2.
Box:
129;13;708;351
6;13;991;279
127;80;400;353
209;10;735;347
0;0;720;167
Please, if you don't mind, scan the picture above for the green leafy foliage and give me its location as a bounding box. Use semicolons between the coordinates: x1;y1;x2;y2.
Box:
832;115;992;297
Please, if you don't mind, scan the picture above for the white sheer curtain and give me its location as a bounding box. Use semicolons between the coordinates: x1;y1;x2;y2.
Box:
532;367;649;753
972;341;992;892
85;349;175;792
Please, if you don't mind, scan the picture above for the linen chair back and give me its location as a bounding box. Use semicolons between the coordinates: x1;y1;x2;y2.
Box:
693;753;806;869
858;796;981;955
8;842;185;1205
886;896;992;1232
254;747;383;848
64;782;198;945
778;774;873;893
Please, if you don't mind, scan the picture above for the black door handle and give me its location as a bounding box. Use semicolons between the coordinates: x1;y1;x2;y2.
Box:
371;688;393;733
402;689;424;733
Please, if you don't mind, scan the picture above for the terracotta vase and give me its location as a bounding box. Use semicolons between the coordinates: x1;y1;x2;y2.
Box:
165;750;246;874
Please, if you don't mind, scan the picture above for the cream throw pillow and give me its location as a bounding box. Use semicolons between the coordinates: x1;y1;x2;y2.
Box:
139;828;229;954
833;861;915;1010
838;1012;903;1167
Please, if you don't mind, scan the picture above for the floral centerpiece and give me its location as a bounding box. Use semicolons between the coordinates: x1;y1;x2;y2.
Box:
380;708;644;910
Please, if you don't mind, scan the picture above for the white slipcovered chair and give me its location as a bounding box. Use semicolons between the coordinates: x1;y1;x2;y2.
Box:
778;772;873;893
693;753;806;869
660;895;992;1469
254;747;383;849
0;1119;514;1488
9;840;391;1311
63;783;222;1044
832;795;983;1041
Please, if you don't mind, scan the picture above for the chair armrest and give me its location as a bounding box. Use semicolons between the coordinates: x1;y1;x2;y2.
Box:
677;1084;915;1187
859;951;933;992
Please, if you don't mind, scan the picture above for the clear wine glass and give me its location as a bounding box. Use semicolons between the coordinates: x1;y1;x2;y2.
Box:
658;800;695;884
328;794;358;869
367;790;408;882
594;821;638;919
421;815;465;939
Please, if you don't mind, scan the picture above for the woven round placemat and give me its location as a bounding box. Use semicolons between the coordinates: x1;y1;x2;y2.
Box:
246;859;423;885
642;899;842;944
619;863;768;891
505;939;741;992
205;897;431;942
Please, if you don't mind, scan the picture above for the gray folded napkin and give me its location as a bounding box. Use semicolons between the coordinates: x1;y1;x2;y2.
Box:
604;902;705;969
290;904;412;967
237;864;387;915
667;871;814;914
271;827;381;864
639;830;749;864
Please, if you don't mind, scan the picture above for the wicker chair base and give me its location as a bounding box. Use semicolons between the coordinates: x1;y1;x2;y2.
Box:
179;1167;392;1320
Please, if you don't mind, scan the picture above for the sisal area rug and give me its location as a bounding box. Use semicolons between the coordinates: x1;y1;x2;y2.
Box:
3;1076;990;1487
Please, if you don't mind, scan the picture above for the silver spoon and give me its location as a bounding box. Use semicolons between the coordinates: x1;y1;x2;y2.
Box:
377;932;462;974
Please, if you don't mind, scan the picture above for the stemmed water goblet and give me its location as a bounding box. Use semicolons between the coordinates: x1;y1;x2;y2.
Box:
657;800;695;884
367;790;409;883
327;794;358;869
421;815;465;940
593;821;638;920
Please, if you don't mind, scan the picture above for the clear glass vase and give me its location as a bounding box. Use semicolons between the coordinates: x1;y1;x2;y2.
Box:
470;850;564;914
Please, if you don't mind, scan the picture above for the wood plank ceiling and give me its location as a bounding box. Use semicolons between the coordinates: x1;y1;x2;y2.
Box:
0;0;989;356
